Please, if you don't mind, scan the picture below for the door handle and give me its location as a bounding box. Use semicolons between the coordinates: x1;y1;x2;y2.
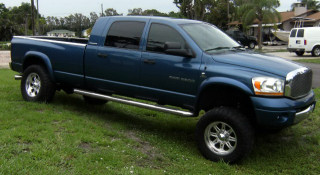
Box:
143;59;155;64
97;53;108;58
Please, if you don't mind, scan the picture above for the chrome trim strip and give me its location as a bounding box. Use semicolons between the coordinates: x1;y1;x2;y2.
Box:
285;67;310;98
15;75;22;80
74;89;194;117
14;36;87;47
294;104;315;124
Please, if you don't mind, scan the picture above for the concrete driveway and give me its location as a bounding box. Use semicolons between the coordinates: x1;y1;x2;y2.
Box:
0;51;10;68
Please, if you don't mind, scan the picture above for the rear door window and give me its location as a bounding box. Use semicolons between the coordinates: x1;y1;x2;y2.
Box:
290;29;297;37
297;29;304;38
105;21;146;50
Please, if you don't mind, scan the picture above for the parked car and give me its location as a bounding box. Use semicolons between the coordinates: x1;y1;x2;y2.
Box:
225;29;257;49
288;27;320;56
10;16;316;163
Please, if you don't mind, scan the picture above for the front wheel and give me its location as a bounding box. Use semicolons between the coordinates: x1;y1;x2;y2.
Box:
195;107;254;163
21;65;55;102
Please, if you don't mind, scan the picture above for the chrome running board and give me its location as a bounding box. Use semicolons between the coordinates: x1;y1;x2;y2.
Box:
74;89;194;117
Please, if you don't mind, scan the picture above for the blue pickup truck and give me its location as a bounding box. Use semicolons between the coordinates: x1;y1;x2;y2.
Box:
10;16;316;163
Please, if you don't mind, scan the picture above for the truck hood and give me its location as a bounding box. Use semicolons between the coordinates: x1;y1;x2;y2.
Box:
212;51;303;77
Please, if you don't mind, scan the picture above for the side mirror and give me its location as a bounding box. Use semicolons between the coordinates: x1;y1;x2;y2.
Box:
164;42;194;58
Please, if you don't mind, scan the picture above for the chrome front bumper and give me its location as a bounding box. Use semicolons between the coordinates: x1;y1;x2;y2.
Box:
294;103;315;124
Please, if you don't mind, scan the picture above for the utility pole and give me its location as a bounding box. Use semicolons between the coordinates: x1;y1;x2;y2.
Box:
36;0;39;35
101;4;104;17
31;0;35;35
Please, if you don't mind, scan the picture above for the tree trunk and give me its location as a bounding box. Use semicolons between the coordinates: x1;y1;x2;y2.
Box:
257;21;263;50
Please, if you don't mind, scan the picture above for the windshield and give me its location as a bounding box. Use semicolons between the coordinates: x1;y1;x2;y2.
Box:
181;23;241;52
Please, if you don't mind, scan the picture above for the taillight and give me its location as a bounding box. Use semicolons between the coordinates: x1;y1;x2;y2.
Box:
304;40;307;45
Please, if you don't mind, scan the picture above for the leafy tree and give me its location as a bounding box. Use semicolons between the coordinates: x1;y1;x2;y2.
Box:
238;0;281;49
128;8;143;15
298;0;320;10
142;9;168;16
105;8;122;16
90;12;99;25
173;0;212;20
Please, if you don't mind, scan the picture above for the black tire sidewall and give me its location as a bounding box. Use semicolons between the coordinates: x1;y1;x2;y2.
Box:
196;107;254;163
21;65;55;102
248;42;255;49
312;46;320;57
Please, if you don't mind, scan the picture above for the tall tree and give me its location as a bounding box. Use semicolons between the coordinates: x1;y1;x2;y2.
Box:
104;8;122;16
128;8;143;15
173;0;212;20
298;0;320;10
238;0;281;49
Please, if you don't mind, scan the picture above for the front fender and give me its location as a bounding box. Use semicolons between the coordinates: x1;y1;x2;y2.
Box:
193;77;254;114
23;51;55;81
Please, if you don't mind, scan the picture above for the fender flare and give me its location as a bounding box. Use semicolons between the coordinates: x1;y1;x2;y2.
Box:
194;77;254;113
23;51;55;82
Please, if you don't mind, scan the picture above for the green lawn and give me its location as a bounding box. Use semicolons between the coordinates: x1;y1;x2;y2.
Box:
295;59;320;64
0;69;319;174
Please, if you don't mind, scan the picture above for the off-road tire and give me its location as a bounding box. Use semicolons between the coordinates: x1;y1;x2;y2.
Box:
195;107;254;163
21;65;56;102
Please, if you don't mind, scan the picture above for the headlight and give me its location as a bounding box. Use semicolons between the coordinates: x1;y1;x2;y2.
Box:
252;77;284;96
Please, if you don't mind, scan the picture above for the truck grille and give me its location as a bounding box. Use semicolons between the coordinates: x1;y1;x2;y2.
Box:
285;68;312;98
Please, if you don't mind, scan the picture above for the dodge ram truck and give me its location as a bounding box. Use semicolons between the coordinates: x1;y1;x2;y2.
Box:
10;16;316;163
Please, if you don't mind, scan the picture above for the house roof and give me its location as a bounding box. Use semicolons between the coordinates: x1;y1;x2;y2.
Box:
228;9;318;26
47;30;75;34
305;11;320;21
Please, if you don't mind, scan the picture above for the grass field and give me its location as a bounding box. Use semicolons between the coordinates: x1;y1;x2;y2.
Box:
296;59;320;64
0;69;319;174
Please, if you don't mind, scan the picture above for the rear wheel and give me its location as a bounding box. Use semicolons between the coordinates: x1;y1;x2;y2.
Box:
195;107;254;163
295;51;304;56
21;65;55;102
312;46;320;57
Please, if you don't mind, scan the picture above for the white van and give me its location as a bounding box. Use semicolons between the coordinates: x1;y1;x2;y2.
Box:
288;27;320;56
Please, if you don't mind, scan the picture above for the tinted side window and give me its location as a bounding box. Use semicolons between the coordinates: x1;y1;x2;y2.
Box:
105;21;145;50
290;29;297;37
147;23;186;54
297;29;304;37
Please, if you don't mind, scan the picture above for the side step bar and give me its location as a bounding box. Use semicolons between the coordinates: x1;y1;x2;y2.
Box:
74;89;194;117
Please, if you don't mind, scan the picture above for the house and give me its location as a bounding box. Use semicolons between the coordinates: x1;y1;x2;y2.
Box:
228;3;320;42
47;30;76;37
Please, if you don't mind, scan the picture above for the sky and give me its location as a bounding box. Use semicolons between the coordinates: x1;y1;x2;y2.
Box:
1;0;299;17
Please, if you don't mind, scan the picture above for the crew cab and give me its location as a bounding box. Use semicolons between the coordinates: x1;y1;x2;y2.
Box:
10;16;316;163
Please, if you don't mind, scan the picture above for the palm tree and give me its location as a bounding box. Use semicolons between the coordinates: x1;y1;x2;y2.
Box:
299;0;320;10
238;0;281;49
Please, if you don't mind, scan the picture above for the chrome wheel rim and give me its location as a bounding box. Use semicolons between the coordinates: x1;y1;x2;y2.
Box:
314;48;320;56
25;73;41;97
204;122;237;155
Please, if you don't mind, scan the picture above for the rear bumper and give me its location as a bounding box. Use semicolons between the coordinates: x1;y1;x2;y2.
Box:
251;91;316;128
287;48;305;52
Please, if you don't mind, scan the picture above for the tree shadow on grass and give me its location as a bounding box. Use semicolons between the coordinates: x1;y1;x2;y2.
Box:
49;92;319;171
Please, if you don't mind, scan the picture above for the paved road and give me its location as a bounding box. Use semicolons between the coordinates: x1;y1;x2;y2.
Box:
267;52;320;88
1;50;319;87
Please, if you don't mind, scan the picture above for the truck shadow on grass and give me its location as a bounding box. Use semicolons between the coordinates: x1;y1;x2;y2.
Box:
51;91;319;170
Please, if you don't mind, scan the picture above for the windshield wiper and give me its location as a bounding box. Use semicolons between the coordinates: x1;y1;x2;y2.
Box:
205;47;231;52
231;46;246;51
